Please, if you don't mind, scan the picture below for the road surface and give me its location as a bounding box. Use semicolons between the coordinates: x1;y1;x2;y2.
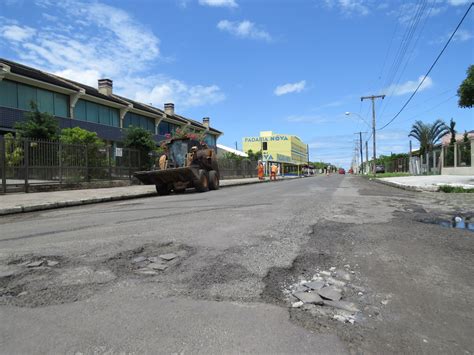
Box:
1;176;473;354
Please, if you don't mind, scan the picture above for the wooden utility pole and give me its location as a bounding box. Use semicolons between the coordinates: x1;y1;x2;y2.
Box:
365;140;369;174
354;132;367;174
361;94;385;174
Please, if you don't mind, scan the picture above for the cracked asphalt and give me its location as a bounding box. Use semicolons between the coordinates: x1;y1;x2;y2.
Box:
1;175;473;354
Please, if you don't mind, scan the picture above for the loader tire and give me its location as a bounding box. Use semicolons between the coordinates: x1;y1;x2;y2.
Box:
208;170;220;190
156;184;170;195
194;169;209;192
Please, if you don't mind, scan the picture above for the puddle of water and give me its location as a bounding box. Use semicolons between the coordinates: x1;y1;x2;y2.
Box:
437;217;474;232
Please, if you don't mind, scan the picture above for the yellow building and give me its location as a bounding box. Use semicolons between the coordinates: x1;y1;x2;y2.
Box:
242;131;308;174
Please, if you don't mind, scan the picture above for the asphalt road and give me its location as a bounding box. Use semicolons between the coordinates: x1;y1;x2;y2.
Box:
1;176;473;354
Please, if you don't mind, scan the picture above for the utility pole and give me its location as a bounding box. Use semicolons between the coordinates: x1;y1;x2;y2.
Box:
354;132;367;174
361;94;385;174
365;140;369;174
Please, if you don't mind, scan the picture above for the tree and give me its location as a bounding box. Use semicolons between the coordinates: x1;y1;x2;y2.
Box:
408;119;448;156
60;127;104;147
3;133;23;167
460;130;471;166
123;126;157;170
444;118;457;167
246;149;262;161
458;65;474;108
15;102;59;140
60;127;106;180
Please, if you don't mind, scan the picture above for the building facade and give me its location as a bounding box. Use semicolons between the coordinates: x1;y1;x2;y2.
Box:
0;58;221;148
242;131;308;174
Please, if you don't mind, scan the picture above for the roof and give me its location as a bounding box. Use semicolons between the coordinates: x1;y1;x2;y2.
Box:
1;58;79;91
441;131;474;145
216;144;248;157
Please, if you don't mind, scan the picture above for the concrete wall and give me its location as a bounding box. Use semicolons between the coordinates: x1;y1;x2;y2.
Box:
442;167;474;176
441;138;474;176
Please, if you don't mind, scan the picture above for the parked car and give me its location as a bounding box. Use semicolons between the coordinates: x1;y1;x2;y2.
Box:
348;168;354;174
375;165;385;173
338;168;346;175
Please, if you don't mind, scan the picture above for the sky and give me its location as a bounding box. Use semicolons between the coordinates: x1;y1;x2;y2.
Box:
0;0;473;168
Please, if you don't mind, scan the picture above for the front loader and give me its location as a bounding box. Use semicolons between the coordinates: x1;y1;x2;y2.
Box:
133;138;220;195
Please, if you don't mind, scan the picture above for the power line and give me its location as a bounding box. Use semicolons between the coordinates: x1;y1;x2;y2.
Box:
378;2;473;131
382;0;427;91
378;0;434;119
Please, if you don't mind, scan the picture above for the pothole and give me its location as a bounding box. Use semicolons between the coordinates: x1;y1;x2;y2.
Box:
0;255;111;307
261;252;370;326
418;215;474;232
104;242;194;278
0;243;195;308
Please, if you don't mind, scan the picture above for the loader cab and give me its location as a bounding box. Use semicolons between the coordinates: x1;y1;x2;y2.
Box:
167;139;205;168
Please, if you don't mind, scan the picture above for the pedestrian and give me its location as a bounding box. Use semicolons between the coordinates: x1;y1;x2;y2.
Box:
158;153;168;170
270;163;278;181
257;160;264;181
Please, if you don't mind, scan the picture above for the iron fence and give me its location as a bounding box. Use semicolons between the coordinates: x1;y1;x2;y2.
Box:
1;136;140;193
383;156;410;173
443;145;455;168
457;141;471;167
219;158;258;179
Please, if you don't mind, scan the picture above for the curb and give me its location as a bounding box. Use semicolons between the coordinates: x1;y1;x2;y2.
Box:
0;176;303;216
372;178;439;192
0;192;158;216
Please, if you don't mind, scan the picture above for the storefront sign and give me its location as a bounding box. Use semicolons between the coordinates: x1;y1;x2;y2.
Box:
244;136;289;142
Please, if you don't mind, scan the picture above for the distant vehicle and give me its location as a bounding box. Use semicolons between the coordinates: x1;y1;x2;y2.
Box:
338;168;346;175
348;168;354;174
375;165;385;173
134;138;219;195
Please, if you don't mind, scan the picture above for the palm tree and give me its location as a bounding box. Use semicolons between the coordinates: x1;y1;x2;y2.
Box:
408;119;448;156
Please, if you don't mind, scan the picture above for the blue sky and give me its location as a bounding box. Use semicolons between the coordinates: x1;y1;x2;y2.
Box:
0;0;473;167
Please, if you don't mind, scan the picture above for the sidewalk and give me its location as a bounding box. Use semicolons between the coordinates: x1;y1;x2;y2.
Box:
0;176;302;216
376;175;474;192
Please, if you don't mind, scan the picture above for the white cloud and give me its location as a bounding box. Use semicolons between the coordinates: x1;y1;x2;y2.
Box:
323;0;370;16
217;20;271;41
199;0;238;8
0;25;35;42
431;29;473;44
0;0;225;109
377;130;409;141
454;29;473;41
274;80;306;96
286;115;329;124
133;77;225;108
447;0;471;5
385;76;433;96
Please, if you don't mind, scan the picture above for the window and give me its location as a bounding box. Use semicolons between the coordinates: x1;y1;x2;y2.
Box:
86;101;99;123
18;83;36;110
74;100;87;121
73;99;118;126
124;112;155;132
37;89;54;114
110;109;119;127
0;80;18;108
99;105;110;125
0;80;70;117
205;134;216;147
54;93;69;117
262;142;268;150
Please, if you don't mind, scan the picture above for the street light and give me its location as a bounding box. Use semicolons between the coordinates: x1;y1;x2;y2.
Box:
345;112;369;175
345;112;371;128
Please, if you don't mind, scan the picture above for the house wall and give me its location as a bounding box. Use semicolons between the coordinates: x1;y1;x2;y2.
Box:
441;138;474;176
